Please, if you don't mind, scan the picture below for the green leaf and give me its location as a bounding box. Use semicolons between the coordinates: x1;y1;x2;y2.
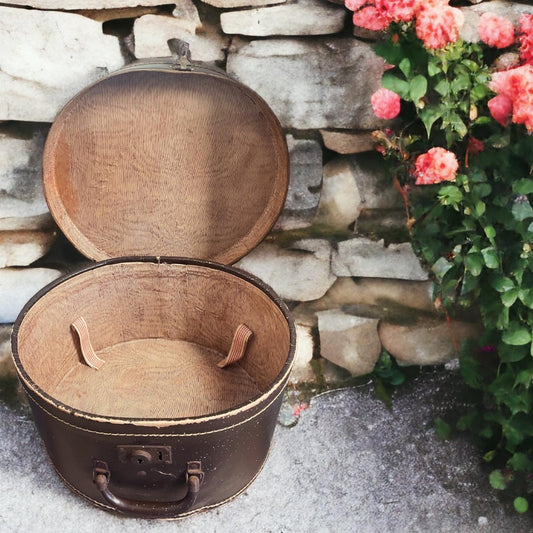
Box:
508;452;533;471
434;417;451;441
419;107;442;137
481;247;499;269
451;73;470;94
427;60;440;77
474;200;486;217
489;469;508;490
514;497;529;514
457;410;478;431
514;370;533;389
447;112;468;138
483;450;498;462
432;257;453;279
513;179;533;195
519;289;533;308
382;73;409;99
480;425;494;439
399;57;411;78
497;306;510;329
505;389;532;415
475;116;493;125
502;327;531;346
434;79;450;97
373;40;403;65
491;276;515;293
471;84;489;101
459;353;484;389
465;253;483;276
410;75;428;102
484;225;496;238
462;59;479;72
473;183;492;198
438;185;463;206
512;196;533;221
499;343;528;362
501;289;519;307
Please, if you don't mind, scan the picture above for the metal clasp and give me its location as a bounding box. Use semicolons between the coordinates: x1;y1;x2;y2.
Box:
168;38;192;71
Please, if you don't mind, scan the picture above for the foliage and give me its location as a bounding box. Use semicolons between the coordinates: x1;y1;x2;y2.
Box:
346;2;533;510
371;350;408;408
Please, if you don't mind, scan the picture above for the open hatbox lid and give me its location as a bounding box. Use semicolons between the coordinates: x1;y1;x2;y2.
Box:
42;49;289;264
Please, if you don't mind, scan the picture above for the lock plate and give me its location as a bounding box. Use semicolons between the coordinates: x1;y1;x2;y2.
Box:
117;445;172;465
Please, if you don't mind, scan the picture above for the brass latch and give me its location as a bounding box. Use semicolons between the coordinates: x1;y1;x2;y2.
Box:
168;38;192;71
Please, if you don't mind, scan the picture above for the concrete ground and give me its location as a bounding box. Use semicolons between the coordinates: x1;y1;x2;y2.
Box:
1;370;532;533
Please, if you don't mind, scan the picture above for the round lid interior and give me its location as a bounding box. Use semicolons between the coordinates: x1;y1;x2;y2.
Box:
42;68;289;263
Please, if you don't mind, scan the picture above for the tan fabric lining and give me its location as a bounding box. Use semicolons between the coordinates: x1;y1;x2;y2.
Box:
16;262;290;419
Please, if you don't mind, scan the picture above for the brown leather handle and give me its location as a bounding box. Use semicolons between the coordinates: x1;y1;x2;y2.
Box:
93;460;203;518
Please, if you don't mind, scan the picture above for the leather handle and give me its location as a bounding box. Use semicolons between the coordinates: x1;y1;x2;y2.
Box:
93;460;203;518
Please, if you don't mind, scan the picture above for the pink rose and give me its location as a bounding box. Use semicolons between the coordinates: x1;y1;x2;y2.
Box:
376;0;419;22
415;2;464;49
478;13;515;49
467;137;485;156
352;6;391;31
489;65;533;131
519;15;533;65
371;88;401;120
488;94;513;126
413;147;459;185
344;0;366;12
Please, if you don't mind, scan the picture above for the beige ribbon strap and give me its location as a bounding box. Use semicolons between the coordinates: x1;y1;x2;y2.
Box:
218;324;253;368
71;317;106;370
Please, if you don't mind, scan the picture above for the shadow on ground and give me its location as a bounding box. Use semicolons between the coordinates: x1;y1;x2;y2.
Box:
0;369;531;533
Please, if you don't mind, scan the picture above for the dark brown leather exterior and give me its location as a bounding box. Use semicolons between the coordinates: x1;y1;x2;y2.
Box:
23;380;285;516
12;257;295;518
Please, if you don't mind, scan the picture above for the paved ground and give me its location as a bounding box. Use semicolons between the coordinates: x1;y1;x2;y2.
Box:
1;369;532;533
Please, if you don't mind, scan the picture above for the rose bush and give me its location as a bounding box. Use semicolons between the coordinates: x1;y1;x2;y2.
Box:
346;1;533;512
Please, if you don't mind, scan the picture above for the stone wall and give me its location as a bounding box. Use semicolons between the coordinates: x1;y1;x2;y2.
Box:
0;0;524;386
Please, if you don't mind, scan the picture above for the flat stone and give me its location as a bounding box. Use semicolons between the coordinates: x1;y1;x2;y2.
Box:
172;0;202;32
315;153;402;230
345;153;403;210
314;158;361;230
332;237;429;281
273;212;315;231
320;130;376;154
317;309;381;376
318;357;355;385
352;25;382;41
227;37;387;130
289;324;316;384
201;0;286;7
0;231;57;268
74;6;161;22
283;135;322;214
0;123;54;231
1;0;165;7
0;324;15;378
235;240;336;301
317;277;436;313
220;0;346;37
355;209;410;242
292;276;438;330
0;7;124;122
134;14;228;62
0;268;63;323
379;318;483;365
461;1;533;43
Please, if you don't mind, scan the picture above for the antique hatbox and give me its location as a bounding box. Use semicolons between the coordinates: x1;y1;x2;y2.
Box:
11;43;295;519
